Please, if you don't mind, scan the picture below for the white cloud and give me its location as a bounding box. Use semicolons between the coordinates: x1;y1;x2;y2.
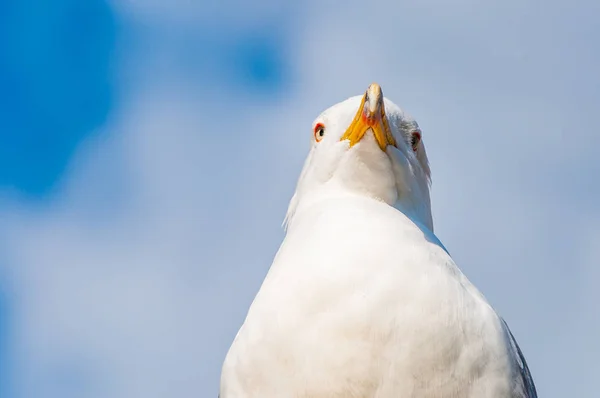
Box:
2;0;599;397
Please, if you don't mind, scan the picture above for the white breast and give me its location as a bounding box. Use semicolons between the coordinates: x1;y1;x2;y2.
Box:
221;196;515;398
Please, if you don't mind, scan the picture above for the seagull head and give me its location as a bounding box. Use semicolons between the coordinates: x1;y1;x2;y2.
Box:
285;83;433;231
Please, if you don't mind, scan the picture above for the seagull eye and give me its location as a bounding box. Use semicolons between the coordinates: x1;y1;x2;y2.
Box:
410;132;421;152
314;123;325;142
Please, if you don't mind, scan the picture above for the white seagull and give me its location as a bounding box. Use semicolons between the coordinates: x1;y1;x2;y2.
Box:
220;83;537;398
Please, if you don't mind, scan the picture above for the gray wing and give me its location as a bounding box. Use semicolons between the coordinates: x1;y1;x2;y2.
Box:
501;318;538;398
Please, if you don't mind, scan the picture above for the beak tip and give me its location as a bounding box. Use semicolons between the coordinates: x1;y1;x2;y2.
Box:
368;82;382;91
365;82;384;116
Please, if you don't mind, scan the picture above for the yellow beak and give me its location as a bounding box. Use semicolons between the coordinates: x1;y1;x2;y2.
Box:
340;83;397;151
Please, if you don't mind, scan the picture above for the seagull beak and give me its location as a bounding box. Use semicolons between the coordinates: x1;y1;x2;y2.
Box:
340;83;397;151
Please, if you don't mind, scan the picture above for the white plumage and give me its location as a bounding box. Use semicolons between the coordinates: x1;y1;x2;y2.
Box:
220;84;536;398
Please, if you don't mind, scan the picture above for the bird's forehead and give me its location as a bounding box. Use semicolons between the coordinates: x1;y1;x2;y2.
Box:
313;96;362;126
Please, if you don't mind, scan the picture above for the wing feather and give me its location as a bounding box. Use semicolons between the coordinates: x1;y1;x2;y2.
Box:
501;318;538;398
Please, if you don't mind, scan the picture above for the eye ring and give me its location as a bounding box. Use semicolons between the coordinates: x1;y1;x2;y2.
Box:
314;123;325;142
410;131;421;152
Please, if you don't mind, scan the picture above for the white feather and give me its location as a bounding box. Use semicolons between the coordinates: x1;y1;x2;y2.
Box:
221;91;536;398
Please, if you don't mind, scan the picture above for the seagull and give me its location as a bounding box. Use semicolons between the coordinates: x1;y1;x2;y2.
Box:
220;83;537;397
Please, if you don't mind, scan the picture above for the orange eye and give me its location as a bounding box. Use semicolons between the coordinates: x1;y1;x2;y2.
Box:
410;132;421;152
314;123;325;142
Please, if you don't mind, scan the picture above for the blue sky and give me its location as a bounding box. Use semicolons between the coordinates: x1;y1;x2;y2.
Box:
0;0;115;196
0;0;599;397
0;0;289;198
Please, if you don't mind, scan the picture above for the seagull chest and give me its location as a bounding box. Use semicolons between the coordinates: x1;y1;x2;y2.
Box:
221;199;514;398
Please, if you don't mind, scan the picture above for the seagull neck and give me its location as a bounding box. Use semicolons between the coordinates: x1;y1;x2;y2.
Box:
393;181;434;233
286;183;433;235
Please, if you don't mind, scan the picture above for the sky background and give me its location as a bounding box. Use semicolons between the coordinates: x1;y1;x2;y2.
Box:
0;0;599;397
